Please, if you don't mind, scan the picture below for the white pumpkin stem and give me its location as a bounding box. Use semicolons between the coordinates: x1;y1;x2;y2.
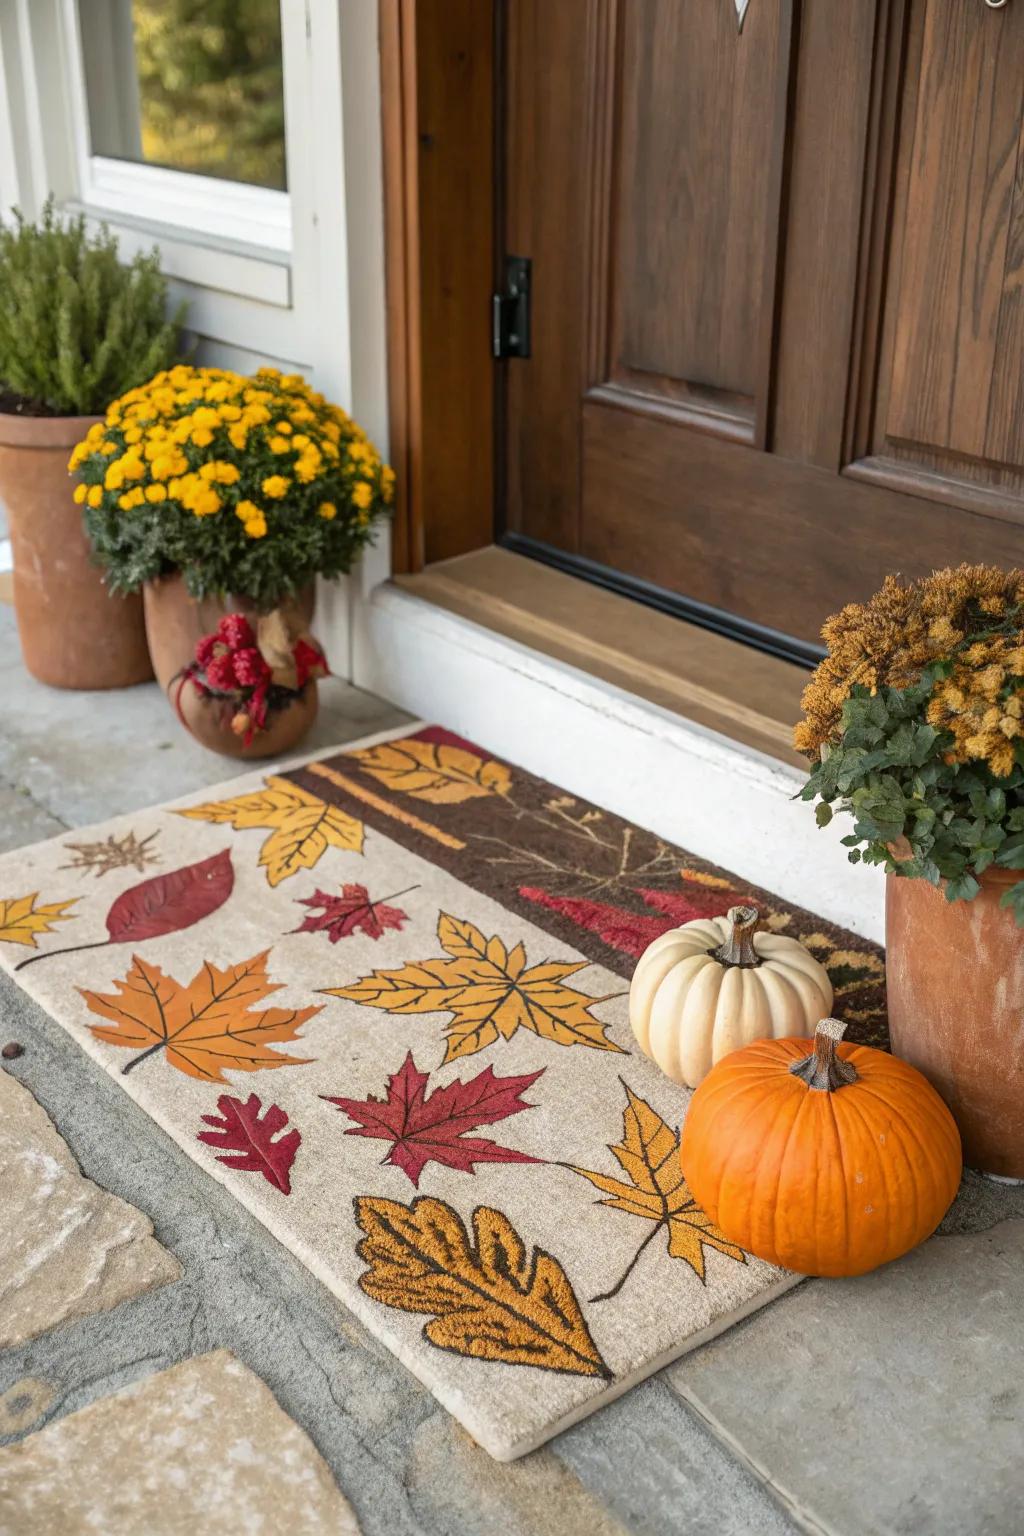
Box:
711;905;762;968
789;1018;859;1092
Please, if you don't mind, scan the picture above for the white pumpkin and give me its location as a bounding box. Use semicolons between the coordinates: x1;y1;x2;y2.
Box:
629;904;833;1088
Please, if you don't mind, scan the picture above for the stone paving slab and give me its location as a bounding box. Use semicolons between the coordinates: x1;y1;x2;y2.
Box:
667;1219;1024;1536
0;1349;361;1536
0;1069;180;1349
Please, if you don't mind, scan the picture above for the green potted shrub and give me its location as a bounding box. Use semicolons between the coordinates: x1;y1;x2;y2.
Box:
70;362;393;757
796;564;1024;1178
0;200;182;688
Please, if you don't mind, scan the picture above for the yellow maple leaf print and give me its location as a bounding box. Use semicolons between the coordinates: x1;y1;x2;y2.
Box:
354;1195;611;1379
571;1081;745;1300
348;737;511;804
323;910;625;1064
0;893;78;949
176;776;363;886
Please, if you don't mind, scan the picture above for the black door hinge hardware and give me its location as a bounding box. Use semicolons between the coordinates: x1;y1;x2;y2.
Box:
492;256;531;359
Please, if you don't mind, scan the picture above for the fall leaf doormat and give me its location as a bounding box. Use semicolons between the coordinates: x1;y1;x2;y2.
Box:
0;724;886;1459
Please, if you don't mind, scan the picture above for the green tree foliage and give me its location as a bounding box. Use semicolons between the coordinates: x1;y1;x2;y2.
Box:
0;201;183;416
133;0;286;190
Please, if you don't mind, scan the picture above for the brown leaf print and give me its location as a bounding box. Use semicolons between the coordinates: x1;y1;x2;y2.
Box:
353;1194;611;1379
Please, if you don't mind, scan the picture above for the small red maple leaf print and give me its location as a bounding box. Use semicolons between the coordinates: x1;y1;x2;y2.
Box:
198;1093;301;1193
293;882;414;943
323;1052;545;1187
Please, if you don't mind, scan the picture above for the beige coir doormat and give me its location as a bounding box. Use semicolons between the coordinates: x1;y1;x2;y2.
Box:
0;724;887;1459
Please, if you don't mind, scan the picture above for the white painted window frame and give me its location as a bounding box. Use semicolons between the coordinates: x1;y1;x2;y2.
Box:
60;0;292;255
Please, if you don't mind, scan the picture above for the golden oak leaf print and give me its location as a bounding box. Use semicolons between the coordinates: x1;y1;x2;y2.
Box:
348;737;511;804
0;893;78;949
354;1195;611;1379
176;775;363;886
323;911;625;1064
79;950;320;1081
571;1081;745;1300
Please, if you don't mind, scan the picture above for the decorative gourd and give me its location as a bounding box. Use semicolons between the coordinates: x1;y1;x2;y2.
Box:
680;1018;962;1277
629;905;833;1088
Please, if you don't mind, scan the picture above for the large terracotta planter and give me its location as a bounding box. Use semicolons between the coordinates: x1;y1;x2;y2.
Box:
0;411;152;689
143;573;318;760
886;867;1024;1178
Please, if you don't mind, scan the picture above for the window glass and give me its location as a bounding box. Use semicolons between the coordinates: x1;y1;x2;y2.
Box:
80;0;287;192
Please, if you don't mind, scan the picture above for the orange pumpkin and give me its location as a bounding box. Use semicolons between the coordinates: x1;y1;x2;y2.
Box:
680;1018;962;1277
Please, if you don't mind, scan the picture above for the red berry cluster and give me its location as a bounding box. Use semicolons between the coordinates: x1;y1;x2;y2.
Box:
182;611;328;746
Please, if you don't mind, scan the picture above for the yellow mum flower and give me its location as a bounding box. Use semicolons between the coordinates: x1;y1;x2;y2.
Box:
228;424;249;451
191;487;222;517
268;435;291;454
123;426;143;445
381;467;396;504
72;482;87;504
317;501;337;520
191;427;214;448
235;499;262;523
294;450;321;485
352;481;373;510
274;420;293;435
100;440;119;455
261;475;289;499
145;483;167;503
68;442;89;471
199;461;240;485
86;485;104;509
245;514;267;539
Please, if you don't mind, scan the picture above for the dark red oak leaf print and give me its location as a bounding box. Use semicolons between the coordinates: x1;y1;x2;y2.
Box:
293;882;413;943
198;1092;301;1193
323;1052;544;1186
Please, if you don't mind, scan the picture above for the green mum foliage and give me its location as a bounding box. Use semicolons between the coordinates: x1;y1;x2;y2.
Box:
0;198;183;416
800;676;1024;926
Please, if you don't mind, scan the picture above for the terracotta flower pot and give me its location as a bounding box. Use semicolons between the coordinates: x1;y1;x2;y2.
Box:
142;573;315;692
885;866;1024;1178
0;411;152;689
173;678;319;761
143;573;319;760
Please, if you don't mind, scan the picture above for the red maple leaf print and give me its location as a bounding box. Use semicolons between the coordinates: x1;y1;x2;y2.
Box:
293;882;413;943
198;1093;301;1193
323;1052;544;1186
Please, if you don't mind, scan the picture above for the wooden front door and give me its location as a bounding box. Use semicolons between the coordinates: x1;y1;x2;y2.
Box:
498;0;1024;662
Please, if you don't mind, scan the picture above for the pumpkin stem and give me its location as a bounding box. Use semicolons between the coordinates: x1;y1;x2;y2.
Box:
711;905;762;968
789;1018;859;1092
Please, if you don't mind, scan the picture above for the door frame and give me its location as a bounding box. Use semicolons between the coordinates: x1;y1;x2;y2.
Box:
379;0;498;576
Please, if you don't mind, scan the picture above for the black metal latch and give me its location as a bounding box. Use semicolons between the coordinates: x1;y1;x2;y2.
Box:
492;256;531;359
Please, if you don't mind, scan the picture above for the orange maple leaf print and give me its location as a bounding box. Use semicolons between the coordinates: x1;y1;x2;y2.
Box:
570;1080;745;1300
323;911;626;1064
79;950;320;1081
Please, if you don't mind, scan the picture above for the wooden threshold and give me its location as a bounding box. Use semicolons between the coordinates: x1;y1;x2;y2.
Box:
394;547;809;768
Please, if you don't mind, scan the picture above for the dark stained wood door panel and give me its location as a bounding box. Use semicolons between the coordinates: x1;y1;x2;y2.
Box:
498;0;1024;661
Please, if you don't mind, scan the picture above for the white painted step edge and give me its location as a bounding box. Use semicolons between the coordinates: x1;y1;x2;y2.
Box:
355;582;885;944
0;539;11;574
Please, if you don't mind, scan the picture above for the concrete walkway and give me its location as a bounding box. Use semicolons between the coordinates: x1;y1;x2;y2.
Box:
0;599;1021;1535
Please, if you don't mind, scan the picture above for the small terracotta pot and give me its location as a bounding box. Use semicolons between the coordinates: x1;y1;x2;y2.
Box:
886;865;1024;1178
0;411;152;689
143;573;319;760
142;573;315;692
173;679;319;760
